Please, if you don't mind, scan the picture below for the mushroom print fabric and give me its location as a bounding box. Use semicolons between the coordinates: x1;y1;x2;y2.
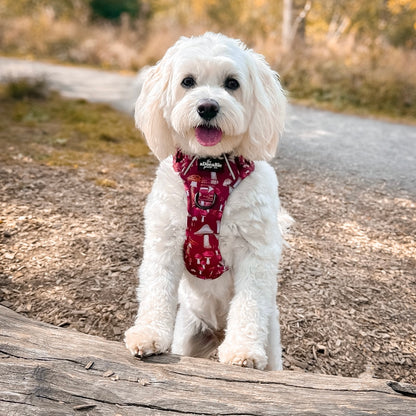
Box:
173;150;255;279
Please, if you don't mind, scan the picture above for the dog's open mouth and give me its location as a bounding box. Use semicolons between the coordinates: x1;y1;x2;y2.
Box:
195;125;223;147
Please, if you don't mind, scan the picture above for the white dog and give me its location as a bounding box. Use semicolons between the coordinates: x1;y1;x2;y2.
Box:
125;32;288;370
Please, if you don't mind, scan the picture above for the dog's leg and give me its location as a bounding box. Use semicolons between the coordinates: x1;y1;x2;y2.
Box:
265;307;283;371
124;256;182;357
217;255;279;370
125;175;185;358
172;304;220;358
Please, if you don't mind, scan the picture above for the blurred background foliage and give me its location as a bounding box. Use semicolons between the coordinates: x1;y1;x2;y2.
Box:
0;0;415;119
89;0;142;20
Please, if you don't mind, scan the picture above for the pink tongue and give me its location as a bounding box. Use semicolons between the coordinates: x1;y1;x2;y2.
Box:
195;126;222;147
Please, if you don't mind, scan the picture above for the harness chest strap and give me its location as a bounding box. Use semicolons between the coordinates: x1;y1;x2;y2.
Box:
173;150;255;280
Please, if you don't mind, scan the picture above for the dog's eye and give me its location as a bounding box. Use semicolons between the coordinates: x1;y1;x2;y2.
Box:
181;76;196;89
224;77;240;91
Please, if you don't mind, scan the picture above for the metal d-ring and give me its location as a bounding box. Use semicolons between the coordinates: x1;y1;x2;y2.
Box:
195;192;217;210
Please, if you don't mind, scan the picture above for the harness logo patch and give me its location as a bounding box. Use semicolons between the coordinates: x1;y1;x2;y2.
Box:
198;157;224;172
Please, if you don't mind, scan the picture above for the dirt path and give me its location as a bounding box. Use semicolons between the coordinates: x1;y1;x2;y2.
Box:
0;57;415;384
280;105;416;197
0;57;136;114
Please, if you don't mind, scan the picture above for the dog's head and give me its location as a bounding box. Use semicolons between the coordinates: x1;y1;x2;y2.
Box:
135;32;286;161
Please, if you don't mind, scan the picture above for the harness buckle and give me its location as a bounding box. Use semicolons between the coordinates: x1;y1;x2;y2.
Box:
195;190;217;210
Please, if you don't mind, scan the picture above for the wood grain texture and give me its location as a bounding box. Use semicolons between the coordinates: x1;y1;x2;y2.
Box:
1;306;415;415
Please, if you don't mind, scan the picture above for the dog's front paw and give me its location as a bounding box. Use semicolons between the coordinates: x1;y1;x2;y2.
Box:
218;342;268;370
124;325;171;358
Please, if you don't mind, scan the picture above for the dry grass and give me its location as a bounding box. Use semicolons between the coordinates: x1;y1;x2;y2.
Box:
0;9;415;121
0;12;144;70
277;41;416;121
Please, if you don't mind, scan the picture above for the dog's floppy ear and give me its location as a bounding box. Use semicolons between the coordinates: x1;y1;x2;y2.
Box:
134;60;175;160
239;51;286;161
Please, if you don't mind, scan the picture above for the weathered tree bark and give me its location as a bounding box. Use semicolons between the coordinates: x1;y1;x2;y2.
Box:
1;305;415;415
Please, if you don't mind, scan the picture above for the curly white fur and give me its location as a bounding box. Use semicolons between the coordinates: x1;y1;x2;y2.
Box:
125;32;289;370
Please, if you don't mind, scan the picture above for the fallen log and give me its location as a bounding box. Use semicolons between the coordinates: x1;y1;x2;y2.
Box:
0;305;415;415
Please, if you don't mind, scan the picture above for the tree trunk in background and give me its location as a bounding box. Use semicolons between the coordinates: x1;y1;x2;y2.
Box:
282;0;311;51
282;0;293;51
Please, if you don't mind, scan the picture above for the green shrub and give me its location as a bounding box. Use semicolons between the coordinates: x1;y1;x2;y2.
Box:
4;77;49;100
89;0;140;21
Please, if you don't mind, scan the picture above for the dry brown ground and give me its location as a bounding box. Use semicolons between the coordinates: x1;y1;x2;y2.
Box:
275;162;415;383
0;96;415;385
1;153;415;384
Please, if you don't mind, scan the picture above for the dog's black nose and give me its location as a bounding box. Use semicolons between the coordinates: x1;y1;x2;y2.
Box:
197;99;220;121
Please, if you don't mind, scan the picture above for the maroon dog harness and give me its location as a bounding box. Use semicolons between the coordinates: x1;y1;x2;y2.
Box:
173;150;255;280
